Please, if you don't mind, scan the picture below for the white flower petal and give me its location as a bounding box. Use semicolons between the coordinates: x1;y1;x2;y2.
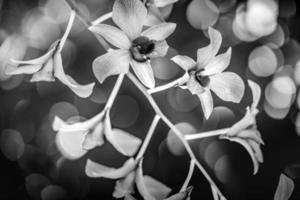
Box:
112;0;147;40
6;64;42;75
130;60;155;89
10;48;55;65
274;174;294;200
30;59;54;82
171;55;196;71
144;5;164;26
247;139;263;163
248;80;261;110
89;24;131;49
55;127;88;160
82;123;104;150
197;27;222;68
93;50;130;83
209;72;245;103
105;128;142;156
125;194;137;200
149;40;169;58
53;53;77;88
154;0;178;7
165;186;193;200
143;176;171;200
113;172;136;198
197;89;214;119
227;108;255;136
135;160;155;200
141;23;176;41
200;47;232;76
186;74;205;95
238;129;264;145
85;158;136;179
63;75;95;98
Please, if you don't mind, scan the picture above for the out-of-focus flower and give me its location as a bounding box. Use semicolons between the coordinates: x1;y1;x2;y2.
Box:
90;0;176;89
5;11;95;98
85;158;172;199
52;110;142;160
171;27;245;119
220;80;264;174
141;0;179;26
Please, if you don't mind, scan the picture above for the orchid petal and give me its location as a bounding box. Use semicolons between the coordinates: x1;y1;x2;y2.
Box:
113;171;136;198
274;174;294;200
85;158;136;179
238;129;264;145
64;75;95;98
93;50;130;83
89;24;131;49
55;125;88;160
200;47;232;76
10;48;55;65
197;89;213;119
209;72;245;103
248;80;261;110
165;186;193;200
154;0;178;7
130;60;155;89
227;108;255;136
105;128;142;156
53;53;77;88
149;40;169;58
186;73;205;95
30;59;54;82
112;0;147;40
125;194;137;200
247;139;263;163
82;123;104;150
197;27;222;67
144;4;164;26
171;55;196;71
141;23;176;41
6;64;43;75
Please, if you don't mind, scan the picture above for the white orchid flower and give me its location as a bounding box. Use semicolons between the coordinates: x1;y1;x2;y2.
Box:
85;158;171;200
171;27;245;119
5;11;95;98
89;0;176;89
52;110;142;160
220;80;264;174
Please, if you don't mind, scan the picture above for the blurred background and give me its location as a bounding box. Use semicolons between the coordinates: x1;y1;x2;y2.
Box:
0;0;300;199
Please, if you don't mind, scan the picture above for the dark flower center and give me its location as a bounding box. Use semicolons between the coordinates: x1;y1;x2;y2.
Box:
130;36;155;62
194;69;210;87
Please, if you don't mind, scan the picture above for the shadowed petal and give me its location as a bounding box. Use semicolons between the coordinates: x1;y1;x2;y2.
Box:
186;74;205;95
93;50;130;83
248;80;261;110
112;0;147;40
197;89;213;119
89;24;131;49
130;60;155;89
149;40;169;58
63;75;95;98
197;27;222;68
200;47;232;76
141;23;176;41
30;59;54;82
238;129;264;145
171;55;196;71
82;122;104;150
247;139;263;163
274;174;294;200
6;64;42;75
154;0;178;7
145;4;164;26
113;172;136;198
85;158;136;179
10;48;55;65
209;72;245;103
165;186;193;200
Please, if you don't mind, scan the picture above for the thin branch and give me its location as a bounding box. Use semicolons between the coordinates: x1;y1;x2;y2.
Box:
136;115;161;160
185;128;230;140
91;12;113;26
180;159;195;192
147;75;186;94
104;73;125;111
127;72;226;200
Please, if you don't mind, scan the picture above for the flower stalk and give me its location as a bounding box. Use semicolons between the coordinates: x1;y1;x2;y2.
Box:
147;74;188;94
180;159;195;192
91;12;113;26
185;128;230;140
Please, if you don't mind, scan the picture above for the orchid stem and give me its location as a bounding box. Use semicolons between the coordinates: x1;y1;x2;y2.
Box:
91;12;113;26
104;73;125;111
185;128;230;141
127;72;226;200
147;75;186;94
58;10;76;52
136;115;161;160
180;159;195;192
64;0;112;51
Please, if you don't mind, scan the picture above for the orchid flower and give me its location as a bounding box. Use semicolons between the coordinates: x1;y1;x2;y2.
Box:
141;0;179;26
90;0;176;89
220;80;264;174
52;110;142;160
171;27;245;119
85;158;172;200
5;11;95;98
